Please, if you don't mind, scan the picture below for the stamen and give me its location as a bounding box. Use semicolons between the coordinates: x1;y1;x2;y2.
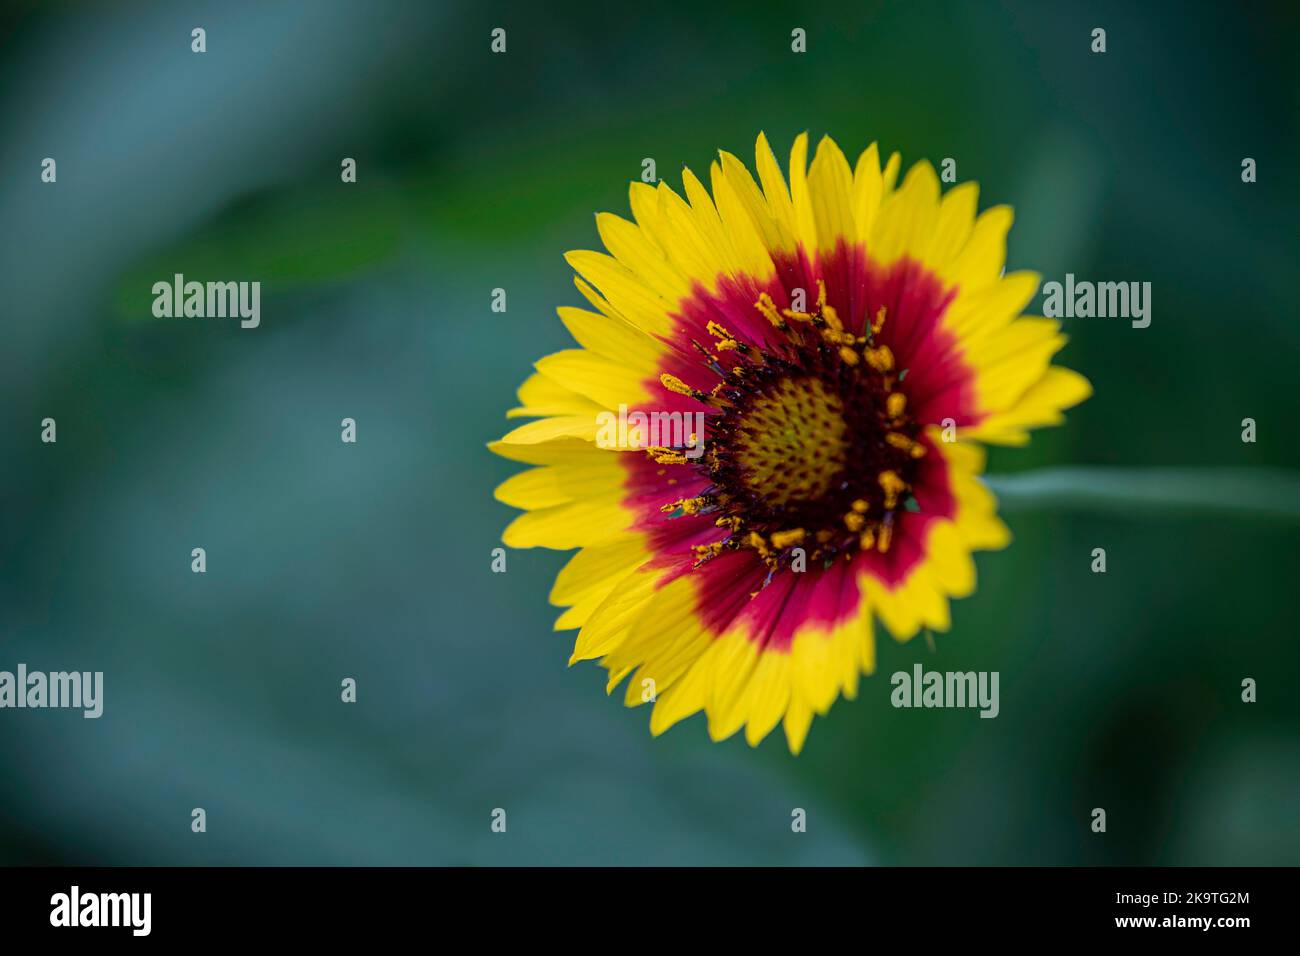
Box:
706;320;734;341
660;373;711;403
691;541;725;566
821;329;856;346
707;321;749;354
770;528;806;549
876;520;893;553
865;345;894;373
817;281;845;332
754;293;787;330
661;496;710;515
878;469;906;510
886;432;927;458
647;447;689;465
690;340;730;379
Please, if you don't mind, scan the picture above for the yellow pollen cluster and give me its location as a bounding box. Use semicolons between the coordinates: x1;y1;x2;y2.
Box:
661;496;709;515
647;447;689;465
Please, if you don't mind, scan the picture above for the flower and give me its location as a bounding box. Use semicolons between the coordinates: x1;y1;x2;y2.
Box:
491;133;1090;753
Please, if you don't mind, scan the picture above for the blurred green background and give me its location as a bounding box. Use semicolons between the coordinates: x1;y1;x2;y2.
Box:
1;0;1297;865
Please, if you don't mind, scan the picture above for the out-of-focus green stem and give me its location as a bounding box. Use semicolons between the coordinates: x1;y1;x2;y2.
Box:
983;467;1300;523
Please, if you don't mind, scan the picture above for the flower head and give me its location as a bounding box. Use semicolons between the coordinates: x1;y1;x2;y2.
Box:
492;133;1090;753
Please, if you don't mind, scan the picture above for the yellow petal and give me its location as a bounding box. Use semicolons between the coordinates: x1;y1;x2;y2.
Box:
499;415;601;445
718;148;793;254
565;249;675;337
783;690;814;754
787;132;817;253
806;135;855;252
851;142;884;243
501;497;628;550
948;205;1014;291
870;160;941;266
507;371;605;419
595;213;692;308
535;348;651;409
741;651;792;746
710;159;778;280
755;131;798;241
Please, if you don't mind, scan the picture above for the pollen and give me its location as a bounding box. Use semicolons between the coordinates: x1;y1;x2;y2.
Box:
707;321;746;353
871;306;888;335
865;345;894;373
878;470;906;509
662;496;710;515
755;293;786;329
886;432;927;458
647;447;689;465
876;521;894;553
770;528;806;549
660;373;710;403
673;283;927;577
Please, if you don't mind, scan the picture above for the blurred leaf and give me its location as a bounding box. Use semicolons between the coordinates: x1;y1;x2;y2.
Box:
111;183;410;321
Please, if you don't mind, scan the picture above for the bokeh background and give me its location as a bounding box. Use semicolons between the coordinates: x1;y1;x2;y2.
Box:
2;0;1297;865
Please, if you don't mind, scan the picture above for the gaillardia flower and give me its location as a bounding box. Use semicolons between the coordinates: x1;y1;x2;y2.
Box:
492;133;1090;753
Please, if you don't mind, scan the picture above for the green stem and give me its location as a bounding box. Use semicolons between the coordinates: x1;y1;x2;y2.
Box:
983;467;1300;523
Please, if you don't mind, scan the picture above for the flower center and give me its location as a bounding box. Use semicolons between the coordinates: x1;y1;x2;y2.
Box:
653;281;928;573
731;376;849;507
